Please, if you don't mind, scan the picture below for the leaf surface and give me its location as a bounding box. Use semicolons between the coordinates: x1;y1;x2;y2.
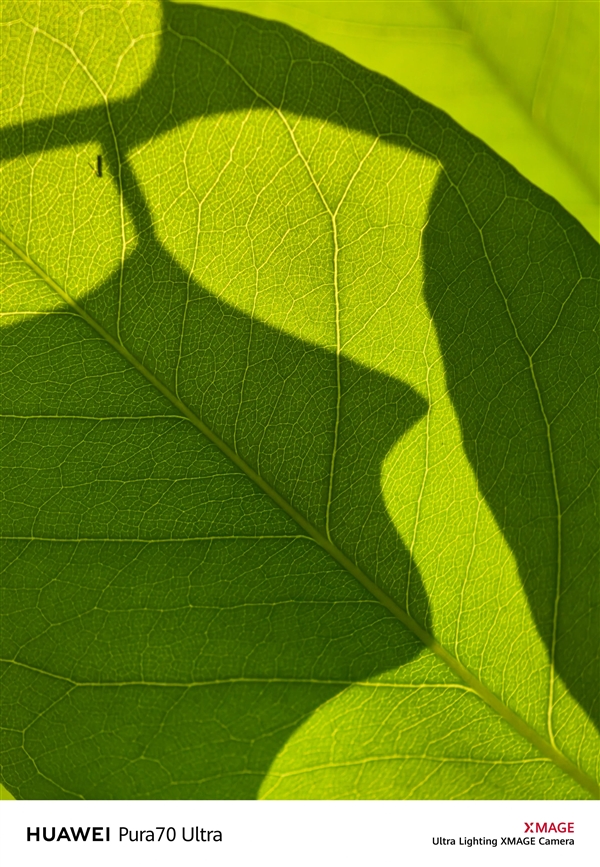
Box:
201;0;599;239
0;0;598;800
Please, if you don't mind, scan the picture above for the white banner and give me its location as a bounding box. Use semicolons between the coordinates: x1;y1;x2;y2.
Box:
0;799;593;866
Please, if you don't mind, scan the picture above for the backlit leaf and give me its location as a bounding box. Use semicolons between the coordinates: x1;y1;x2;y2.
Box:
1;0;598;800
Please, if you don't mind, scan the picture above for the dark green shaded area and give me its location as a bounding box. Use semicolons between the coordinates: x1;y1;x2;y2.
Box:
2;536;421;798
423;169;599;730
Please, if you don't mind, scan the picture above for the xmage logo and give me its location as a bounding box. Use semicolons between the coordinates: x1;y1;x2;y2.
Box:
524;823;574;834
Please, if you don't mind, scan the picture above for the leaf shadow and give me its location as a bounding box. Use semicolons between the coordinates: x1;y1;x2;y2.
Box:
1;0;597;797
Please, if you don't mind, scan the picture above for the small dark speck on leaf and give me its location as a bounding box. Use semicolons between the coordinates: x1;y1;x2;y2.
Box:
89;155;102;177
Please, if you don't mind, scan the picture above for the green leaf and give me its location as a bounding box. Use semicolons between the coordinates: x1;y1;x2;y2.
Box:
1;0;598;800
201;0;599;239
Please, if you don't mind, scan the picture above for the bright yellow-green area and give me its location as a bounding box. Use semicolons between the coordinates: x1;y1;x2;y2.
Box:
259;655;588;799
447;0;598;195
0;784;14;800
1;241;67;320
198;0;599;239
1;0;144;328
1;149;135;327
136;112;439;384
0;0;161;124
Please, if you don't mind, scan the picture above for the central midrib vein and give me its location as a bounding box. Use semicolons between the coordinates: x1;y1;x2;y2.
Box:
2;230;597;798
